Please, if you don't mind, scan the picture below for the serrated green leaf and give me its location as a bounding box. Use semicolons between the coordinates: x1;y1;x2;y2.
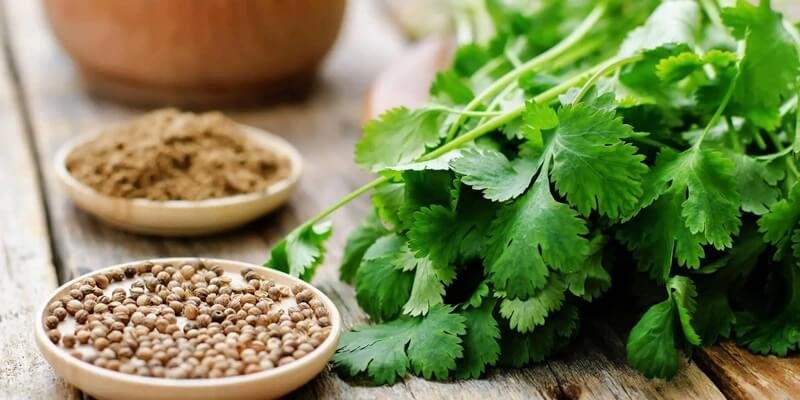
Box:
357;107;444;171
340;210;389;283
627;299;680;379
619;1;701;57
484;177;589;299
723;0;800;130
266;222;333;282
450;148;538;202
618;190;705;280
455;299;501;379
334;305;466;384
356;235;414;321
499;276;566;333
668;276;702;346
732;154;784;215
403;256;447;316
565;234;612;301
642;148;741;249
431;71;475;105
547;102;649;219
499;304;580;367
758;182;800;259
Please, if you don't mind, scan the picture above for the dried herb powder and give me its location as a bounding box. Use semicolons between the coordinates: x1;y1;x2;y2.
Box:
67;109;290;201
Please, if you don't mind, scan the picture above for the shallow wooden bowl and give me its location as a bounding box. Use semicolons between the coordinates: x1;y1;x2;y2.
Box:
54;124;303;236
35;258;342;400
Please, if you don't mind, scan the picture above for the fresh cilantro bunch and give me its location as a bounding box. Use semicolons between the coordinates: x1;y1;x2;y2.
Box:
267;0;800;383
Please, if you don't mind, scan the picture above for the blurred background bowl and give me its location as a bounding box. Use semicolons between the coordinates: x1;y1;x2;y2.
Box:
44;0;346;107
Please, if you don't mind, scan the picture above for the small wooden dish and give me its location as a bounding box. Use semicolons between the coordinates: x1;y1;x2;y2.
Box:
54;124;303;236
35;258;341;400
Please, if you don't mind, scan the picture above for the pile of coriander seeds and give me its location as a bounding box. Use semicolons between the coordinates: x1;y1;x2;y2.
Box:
43;260;331;379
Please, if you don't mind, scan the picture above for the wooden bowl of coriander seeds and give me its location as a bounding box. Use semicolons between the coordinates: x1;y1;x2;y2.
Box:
35;258;341;400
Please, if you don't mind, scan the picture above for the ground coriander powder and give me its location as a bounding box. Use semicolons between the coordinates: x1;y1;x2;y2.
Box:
67;109;291;201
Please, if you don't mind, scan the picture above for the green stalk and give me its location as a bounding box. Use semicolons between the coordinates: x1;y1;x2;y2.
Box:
444;1;608;141
698;0;725;31
297;62;609;230
302;177;390;228
477;37;606;126
571;55;645;104
765;129;800;178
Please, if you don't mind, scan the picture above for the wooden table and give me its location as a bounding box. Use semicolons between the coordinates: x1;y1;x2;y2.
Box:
1;1;798;399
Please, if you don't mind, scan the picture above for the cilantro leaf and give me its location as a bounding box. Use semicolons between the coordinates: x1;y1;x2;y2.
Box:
399;170;455;227
407;186;496;267
484;177;589;299
402;256;448;316
618;190;704;280
334;305;466;383
626;299;680;379
619;0;701;57
266;222;332;282
355;235;414;321
499;304;580;367
430;71;475;105
450;148;538;202
455;299;501;379
372;182;405;228
758;182;800;259
627;276;701;379
499;276;567;333
732;154;784;215
565;234;612;301
340;210;388;283
723;0;800;130
736;264;800;356
642;148;741;249
356;107;444;171
668;276;702;346
547;100;648;219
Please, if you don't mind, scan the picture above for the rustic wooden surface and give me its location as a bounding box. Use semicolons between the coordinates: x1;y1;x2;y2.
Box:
0;0;797;399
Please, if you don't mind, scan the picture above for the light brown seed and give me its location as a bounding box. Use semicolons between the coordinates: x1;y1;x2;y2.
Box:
44;315;60;329
65;300;83;315
47;329;61;344
94;337;110;350
76;329;91;344
62;334;76;349
95;275;110;289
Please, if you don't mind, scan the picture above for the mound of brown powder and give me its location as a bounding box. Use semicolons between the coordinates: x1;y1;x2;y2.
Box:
66;109;291;201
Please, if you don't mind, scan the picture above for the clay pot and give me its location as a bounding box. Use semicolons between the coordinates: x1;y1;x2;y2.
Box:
44;0;346;107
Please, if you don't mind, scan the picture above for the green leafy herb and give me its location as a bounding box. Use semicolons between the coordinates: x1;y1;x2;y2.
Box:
267;0;800;384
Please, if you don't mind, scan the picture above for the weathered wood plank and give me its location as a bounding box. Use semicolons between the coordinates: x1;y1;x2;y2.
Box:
696;342;800;399
4;0;724;399
0;5;80;400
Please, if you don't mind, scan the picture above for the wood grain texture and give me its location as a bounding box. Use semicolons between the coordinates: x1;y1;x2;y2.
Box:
0;0;729;399
697;342;800;399
0;6;80;400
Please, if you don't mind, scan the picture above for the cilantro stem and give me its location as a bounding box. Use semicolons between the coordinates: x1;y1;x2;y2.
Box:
755;146;793;161
629;136;675;150
295;60;606;232
428;106;504;117
698;0;725;31
697;64;739;147
765;129;800;178
477;38;606;126
444;1;607;142
423;66;601;161
302;177;390;228
571;55;645;104
725;116;742;153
